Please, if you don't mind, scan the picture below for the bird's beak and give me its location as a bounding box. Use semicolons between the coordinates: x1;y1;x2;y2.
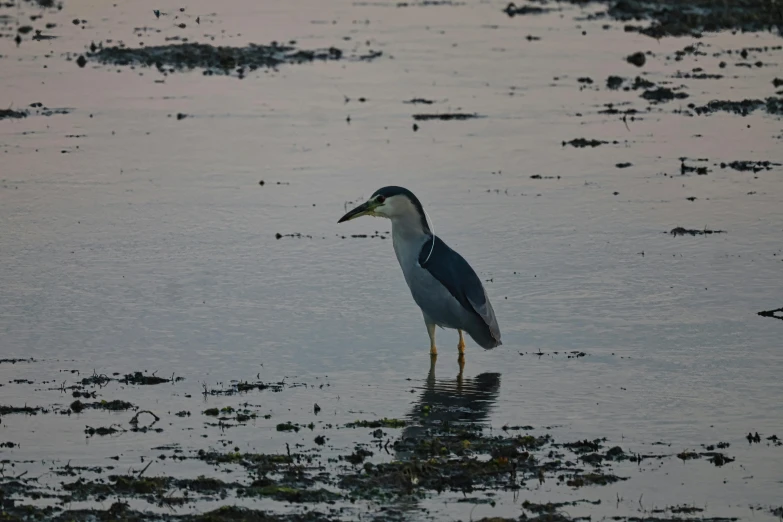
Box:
338;200;375;223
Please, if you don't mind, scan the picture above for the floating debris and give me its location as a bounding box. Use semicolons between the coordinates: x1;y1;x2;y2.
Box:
670;505;705;514
345;418;407;429
720;160;781;172
275;232;313;239
84;425;123;437
503;2;550;16
626;51;646;67
70;399;135;412
603;0;783;38
566;473;626;487
82;42;381;78
680;158;710;175
202;379;285;395
563;138;608;148
757;308;783;321
0;405;45;415
275;421;300;432
606;75;624;89
0;358;36;364
121;371;171;385
0;109;28;120
641;86;689;103
412;113;481;121
692;97;782;116
669;227;726;236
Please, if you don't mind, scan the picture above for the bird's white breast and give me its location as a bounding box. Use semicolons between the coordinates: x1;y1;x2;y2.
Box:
391;226;427;280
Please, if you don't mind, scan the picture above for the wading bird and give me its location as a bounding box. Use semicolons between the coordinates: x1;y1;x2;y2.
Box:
338;186;501;359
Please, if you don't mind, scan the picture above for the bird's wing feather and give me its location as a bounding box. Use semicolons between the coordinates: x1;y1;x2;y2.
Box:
419;236;501;342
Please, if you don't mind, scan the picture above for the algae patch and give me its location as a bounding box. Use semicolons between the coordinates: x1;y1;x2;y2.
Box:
82;41;382;78
346;418;407;429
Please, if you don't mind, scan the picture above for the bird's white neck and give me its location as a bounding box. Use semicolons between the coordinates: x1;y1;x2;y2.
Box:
391;215;430;271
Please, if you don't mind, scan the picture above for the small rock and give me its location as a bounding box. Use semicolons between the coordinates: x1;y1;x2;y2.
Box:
626;52;646;67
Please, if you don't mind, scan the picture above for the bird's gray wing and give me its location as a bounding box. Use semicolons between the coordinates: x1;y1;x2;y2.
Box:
419;236;501;342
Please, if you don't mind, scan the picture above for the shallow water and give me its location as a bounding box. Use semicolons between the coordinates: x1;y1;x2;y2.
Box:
1;0;782;519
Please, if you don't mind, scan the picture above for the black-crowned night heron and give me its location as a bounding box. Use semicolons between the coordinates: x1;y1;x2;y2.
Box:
338;186;501;357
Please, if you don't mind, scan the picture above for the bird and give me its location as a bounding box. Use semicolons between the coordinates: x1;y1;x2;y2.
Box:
338;186;501;359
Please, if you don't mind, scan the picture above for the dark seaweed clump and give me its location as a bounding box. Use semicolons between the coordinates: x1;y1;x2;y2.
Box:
122;371;170;385
62;475;241;502
641;86;688;102
0;108;28;120
0;502;335;522
604;0;783;38
606;75;625;89
70;399;135;412
604;75;691;105
626;51;646;67
720;160;781;172
670;227;726;236
346;418;407;429
412;113;480;121
563;138;609;147
24;0;61;7
77;370;175;387
503;0;783;37
84;42;381;78
503;2;551;16
692;97;782;116
0;404;44;415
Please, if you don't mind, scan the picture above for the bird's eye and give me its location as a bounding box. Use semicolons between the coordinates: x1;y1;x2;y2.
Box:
376;195;386;204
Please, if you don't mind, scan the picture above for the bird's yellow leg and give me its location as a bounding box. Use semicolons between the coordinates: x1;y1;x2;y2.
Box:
457;330;466;355
426;320;437;356
428;352;437;379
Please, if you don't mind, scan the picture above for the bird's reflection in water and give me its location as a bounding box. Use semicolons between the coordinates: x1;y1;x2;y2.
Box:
380;360;501;517
397;358;501;459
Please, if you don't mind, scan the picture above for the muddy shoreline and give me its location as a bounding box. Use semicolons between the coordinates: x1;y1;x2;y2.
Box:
2;360;780;521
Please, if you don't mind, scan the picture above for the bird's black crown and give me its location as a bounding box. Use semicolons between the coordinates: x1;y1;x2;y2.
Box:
371;186;430;233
